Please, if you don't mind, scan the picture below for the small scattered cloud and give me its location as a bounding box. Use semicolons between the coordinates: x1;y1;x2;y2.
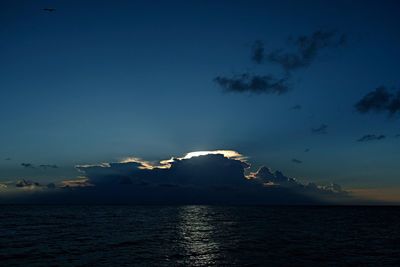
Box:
15;179;40;188
39;164;58;169
20;163;58;169
355;86;400;116
290;104;302;110
304;148;310;152
214;73;290;95
61;177;94;188
357;134;385;142
395;134;400;138
292;158;302;164
4;158;11;161
21;163;35;168
311;124;328;134
251;40;264;64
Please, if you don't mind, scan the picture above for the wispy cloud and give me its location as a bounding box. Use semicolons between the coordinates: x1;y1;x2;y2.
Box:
290;104;302;110
39;164;58;169
311;124;328;134
214;73;290;94
21;163;35;168
258;30;346;72
357;134;385;142
215;30;345;95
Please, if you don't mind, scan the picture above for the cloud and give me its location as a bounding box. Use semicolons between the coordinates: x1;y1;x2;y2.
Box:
251;40;264;64
247;166;345;195
395;134;400;138
290;104;302;110
292;158;302;164
311;124;328;134
251;30;345;71
304;148;310;152
357;134;385;142
15;179;40;188
5;158;11;161
1;150;353;204
215;30;344;96
355;86;400;116
20;163;58;169
214;73;290;94
21;163;35;168
264;30;345;72
39;164;58;169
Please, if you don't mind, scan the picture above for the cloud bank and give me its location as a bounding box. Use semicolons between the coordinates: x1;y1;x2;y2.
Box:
0;150;352;205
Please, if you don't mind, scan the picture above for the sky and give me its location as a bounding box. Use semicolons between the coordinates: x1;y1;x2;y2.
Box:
0;0;399;203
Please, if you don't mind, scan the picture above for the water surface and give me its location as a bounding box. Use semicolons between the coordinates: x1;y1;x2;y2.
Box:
1;206;399;266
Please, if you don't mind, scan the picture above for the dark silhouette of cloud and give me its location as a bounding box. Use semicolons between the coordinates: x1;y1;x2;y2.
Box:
311;124;328;134
264;30;346;72
355;86;400;116
357;134;385;142
251;30;346;72
290;104;302;110
251;40;264;64
304;148;310;152
39;164;58;169
395;134;400;138
248;166;345;195
1;151;352;205
42;8;56;12
292;158;302;164
5;158;11;161
15;179;40;188
214;73;290;94
20;163;58;169
215;30;345;96
21;163;35;168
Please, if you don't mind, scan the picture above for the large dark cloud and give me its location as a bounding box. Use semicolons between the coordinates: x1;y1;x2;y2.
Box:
214;74;290;94
355;86;400;116
1;151;352;205
357;134;385;142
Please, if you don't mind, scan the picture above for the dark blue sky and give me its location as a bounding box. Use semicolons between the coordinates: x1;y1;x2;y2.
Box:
0;0;399;200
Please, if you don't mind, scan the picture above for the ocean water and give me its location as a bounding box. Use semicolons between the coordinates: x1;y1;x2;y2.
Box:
0;206;399;266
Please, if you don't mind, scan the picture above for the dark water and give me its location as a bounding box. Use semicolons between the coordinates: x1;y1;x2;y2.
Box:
1;206;399;266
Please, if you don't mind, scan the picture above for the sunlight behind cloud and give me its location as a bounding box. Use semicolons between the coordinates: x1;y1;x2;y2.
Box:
182;150;246;161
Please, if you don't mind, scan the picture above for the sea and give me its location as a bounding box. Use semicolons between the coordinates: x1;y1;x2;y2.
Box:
0;205;399;266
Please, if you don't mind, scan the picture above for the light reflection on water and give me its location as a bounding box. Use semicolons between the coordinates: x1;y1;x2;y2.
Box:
178;206;220;266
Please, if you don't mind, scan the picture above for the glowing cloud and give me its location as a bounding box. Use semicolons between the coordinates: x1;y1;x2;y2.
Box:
182;150;246;161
